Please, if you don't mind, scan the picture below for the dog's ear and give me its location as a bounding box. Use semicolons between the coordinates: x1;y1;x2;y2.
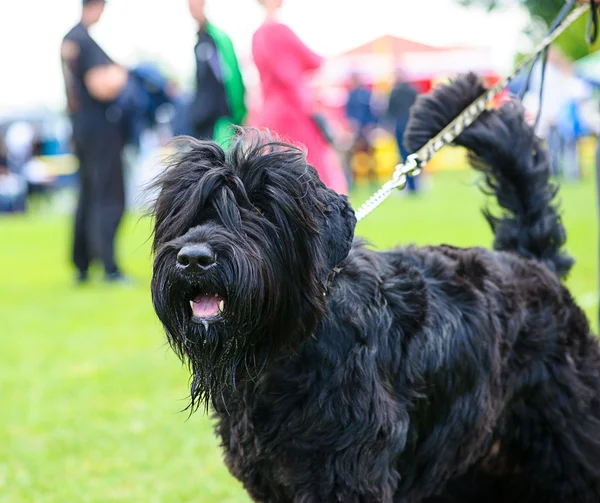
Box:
321;189;356;270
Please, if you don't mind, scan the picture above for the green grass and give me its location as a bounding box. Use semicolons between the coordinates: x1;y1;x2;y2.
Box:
0;170;597;502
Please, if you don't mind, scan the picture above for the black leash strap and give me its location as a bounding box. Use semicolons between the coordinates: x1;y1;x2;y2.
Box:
588;0;599;43
519;0;578;129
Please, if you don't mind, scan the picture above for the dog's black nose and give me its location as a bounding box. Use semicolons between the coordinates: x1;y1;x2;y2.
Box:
177;244;216;273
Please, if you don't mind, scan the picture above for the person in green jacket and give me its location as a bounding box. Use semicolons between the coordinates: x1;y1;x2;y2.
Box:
187;0;247;144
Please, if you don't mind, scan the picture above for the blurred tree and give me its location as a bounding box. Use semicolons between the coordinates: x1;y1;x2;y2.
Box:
458;0;600;60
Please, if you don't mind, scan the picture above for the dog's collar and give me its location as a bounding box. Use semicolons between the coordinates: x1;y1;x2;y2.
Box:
324;266;342;297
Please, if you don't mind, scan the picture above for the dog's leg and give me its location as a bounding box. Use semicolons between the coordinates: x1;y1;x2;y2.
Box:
495;345;600;502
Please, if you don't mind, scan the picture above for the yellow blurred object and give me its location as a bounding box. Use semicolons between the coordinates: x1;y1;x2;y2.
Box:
579;136;596;178
431;146;469;172
40;154;78;177
350;131;471;184
351;134;599;184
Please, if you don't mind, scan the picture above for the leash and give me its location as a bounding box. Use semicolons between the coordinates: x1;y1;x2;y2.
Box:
354;2;593;223
519;0;577;128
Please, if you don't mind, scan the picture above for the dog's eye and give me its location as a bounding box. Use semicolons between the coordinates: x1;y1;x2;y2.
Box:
252;206;264;216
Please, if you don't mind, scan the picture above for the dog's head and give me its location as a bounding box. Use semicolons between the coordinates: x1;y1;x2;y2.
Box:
150;130;356;408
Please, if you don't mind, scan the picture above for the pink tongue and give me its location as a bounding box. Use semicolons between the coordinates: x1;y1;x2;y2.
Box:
191;296;221;317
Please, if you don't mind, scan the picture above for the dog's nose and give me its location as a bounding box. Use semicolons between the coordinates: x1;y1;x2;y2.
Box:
177;244;216;273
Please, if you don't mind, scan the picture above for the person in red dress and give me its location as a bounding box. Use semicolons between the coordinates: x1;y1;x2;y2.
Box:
252;0;348;194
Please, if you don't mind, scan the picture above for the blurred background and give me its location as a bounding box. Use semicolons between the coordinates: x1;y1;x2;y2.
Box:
1;0;599;501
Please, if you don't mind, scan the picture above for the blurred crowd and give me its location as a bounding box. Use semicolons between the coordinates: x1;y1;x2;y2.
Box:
0;117;72;213
1;0;599;281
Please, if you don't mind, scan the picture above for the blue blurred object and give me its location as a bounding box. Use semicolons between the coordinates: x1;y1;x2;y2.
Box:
114;62;177;146
346;86;377;132
171;92;195;137
507;69;528;95
557;98;589;141
40;138;61;156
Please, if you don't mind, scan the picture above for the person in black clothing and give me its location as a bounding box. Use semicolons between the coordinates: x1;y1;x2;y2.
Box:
189;33;230;139
61;0;129;284
387;71;419;192
187;0;231;140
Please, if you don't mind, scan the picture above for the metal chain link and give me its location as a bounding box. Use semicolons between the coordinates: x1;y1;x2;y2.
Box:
354;2;591;223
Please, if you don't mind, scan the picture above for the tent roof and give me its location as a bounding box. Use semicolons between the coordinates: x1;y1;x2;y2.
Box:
339;35;450;57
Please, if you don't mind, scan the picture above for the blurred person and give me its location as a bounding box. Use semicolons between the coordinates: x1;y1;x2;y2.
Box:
23;139;56;203
346;73;377;133
187;0;246;142
0;146;27;213
386;71;419;192
523;49;572;176
345;72;378;187
61;0;129;284
522;48;590;181
252;0;348;194
557;94;592;182
4;120;36;174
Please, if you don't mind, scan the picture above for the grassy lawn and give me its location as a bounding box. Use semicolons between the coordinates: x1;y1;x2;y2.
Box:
0;169;597;502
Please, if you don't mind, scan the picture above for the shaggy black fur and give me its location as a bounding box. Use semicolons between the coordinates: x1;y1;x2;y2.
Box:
150;74;600;502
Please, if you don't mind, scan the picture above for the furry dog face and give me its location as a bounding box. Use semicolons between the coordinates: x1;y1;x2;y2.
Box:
150;133;356;408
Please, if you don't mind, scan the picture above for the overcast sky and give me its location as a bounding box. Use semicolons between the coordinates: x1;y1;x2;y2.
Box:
0;0;529;112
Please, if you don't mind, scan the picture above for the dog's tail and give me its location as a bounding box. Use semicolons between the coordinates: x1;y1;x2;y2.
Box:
404;73;573;278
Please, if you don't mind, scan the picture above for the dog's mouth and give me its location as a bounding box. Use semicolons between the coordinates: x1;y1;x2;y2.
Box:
189;293;225;322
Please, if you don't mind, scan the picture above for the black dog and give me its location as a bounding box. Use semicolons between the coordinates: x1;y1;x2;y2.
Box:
150;74;600;502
